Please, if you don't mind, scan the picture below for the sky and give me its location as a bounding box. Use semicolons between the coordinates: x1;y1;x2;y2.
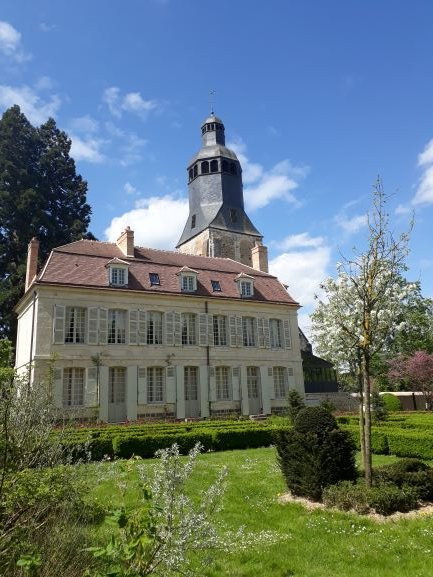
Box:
1;0;433;336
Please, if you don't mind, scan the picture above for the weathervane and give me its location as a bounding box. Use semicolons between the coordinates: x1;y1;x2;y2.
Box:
209;89;216;114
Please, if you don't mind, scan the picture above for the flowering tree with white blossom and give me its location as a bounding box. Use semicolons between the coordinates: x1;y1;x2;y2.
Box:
311;178;413;487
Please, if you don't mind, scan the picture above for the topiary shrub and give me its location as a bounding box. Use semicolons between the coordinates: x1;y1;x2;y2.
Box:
275;407;357;501
286;390;305;424
374;458;433;500
381;393;402;412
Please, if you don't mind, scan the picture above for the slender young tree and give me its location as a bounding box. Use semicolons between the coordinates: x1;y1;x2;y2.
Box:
312;178;412;486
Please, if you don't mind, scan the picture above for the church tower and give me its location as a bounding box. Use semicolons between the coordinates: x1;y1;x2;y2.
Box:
176;113;268;271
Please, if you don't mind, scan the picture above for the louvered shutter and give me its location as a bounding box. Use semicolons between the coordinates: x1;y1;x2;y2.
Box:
207;314;214;346
53;305;65;344
129;310;138;345
236;316;243;347
138;367;147;404
88;307;99;345
174;313;181;346
229;316;237;347
99;308;108;344
165;312;174;346
268;367;275;399
138;311;147;345
283;319;292;349
85;367;98;406
287;366;295;389
53;367;63;408
199;313;208;346
209;366;216;401
166;366;176;403
232;367;240;401
263;318;271;348
257;318;265;348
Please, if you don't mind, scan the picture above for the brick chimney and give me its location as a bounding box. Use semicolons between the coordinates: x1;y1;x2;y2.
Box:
251;242;268;273
25;237;40;291
116;226;135;257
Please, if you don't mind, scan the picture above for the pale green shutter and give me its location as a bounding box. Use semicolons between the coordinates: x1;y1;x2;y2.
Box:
88;307;98;344
229;316;237;347
138;311;147;345
263;318;271;348
207;314;214;346
174;313;182;346
138;367;147;404
165;312;174;346
283;319;292;349
166;366;176;403
257;318;265;348
268;367;275;399
53;305;65;344
236;316;243;347
53;367;63;408
232;367;240;401
199;313;208;346
99;308;108;344
209;366;216;402
129;310;138;345
85;367;98;406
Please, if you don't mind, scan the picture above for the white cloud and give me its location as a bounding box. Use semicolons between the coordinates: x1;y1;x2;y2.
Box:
105;121;147;165
412;139;433;206
0;84;60;125
229;139;307;211
0;21;30;62
124;182;138;195
70;134;106;163
105;195;189;249
334;212;367;234
103;86;158;119
395;203;411;215
70;115;99;133
34;76;53;91
269;235;331;307
273;232;325;251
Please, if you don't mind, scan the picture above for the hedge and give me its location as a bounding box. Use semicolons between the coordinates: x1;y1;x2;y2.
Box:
112;431;215;459
344;426;389;454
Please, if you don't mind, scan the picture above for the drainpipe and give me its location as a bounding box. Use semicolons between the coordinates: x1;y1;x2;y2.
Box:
27;290;37;387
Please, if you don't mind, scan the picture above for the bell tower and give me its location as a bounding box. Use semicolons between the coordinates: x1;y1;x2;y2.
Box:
177;113;268;270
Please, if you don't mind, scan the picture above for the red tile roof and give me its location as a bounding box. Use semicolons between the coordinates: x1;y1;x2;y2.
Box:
36;240;299;306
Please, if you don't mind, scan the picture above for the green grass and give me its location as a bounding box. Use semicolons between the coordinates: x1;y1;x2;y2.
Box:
83;448;433;577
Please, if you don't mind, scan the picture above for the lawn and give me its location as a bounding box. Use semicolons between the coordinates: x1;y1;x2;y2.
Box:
84;447;433;577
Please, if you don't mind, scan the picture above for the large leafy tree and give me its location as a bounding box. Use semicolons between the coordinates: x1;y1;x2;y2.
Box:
0;106;93;342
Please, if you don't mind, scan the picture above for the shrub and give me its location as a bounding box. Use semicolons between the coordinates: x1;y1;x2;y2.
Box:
213;428;278;451
286;390;305;424
323;481;370;514
386;430;433;460
275;407;357;501
371;391;388;422
320;398;336;414
112;431;214;459
374;459;433;500
344;426;389;454
382;393;402;412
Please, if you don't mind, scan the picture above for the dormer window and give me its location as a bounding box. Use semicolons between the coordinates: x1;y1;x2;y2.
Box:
235;273;254;298
149;272;160;286
211;280;221;292
106;259;130;287
177;266;199;293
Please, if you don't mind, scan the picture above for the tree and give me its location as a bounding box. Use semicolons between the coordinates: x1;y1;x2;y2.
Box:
0;106;93;342
388;351;433;409
311;178;412;487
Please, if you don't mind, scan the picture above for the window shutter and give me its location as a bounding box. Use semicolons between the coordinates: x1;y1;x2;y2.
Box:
138;311;147;345
53;305;65;344
207;314;214;346
138;367;147;404
165;312;174;346
232;367;240;401
283;319;292;349
99;308;108;345
209;366;216;402
257;318;265;348
85;367;98;407
199;313;208;346
287;366;295;389
236;316;243;347
53;367;63;408
174;312;181;346
88;307;98;345
166;366;176;403
263;318;271;348
268;367;275;399
129;310;138;345
229;316;237;347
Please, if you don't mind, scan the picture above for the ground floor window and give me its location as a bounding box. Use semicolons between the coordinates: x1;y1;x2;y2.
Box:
147;366;164;403
247;366;260;398
63;367;84;407
184;366;198;400
273;367;288;399
109;367;126;403
215;366;231;400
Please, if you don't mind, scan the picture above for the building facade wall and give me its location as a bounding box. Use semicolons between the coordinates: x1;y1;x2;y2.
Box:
16;285;304;422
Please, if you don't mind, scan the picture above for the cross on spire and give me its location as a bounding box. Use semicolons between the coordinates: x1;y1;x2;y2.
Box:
209;89;216;114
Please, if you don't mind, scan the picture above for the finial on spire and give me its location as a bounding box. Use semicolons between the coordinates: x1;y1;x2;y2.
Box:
209;89;216;115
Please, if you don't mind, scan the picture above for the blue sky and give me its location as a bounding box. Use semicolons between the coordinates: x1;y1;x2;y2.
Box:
1;0;433;334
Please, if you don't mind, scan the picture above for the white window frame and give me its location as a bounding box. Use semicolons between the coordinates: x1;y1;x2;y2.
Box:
215;366;231;400
108;309;127;344
273;366;288;399
247;366;260;399
147;311;163;345
242;316;256;347
270;319;283;348
213;314;227;346
147;366;165;403
110;266;128;287
64;306;86;344
181;274;197;292
240;280;253;297
181;312;197;345
63;367;85;407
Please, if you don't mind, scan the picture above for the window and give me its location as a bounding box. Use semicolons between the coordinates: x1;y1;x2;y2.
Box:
273;367;288;399
184;366;198;400
211;280;221;292
147;311;163;344
63;368;84;407
240;280;253;297
108;309;126;344
65;307;85;343
222;159;228;172
181;275;196;292
191;214;196;229
189;168;194;181
109;367;126;403
149;272;160;286
201;161;209;174
181;313;197;345
193;164;198;178
270;319;283;348
230;208;238;223
111;267;126;286
213;315;227;346
215;366;231;400
210;159;218;172
247;367;260;399
230;162;237;175
147;367;164;403
242;317;256;347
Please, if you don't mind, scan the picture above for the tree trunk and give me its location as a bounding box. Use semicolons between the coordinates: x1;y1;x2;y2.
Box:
358;365;366;469
362;352;372;487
